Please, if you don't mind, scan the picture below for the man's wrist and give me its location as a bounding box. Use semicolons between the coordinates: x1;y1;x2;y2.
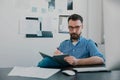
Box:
74;59;79;66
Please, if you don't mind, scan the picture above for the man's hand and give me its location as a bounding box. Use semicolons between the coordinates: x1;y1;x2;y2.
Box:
64;56;78;66
54;49;63;56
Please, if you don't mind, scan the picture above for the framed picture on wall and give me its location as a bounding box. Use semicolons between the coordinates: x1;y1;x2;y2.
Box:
58;15;70;33
67;0;73;10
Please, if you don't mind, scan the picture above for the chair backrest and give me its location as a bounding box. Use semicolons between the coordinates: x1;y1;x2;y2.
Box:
94;42;98;47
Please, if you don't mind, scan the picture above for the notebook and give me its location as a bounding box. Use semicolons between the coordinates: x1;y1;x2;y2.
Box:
39;52;70;66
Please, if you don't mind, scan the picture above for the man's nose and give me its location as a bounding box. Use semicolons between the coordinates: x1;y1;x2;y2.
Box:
72;28;77;33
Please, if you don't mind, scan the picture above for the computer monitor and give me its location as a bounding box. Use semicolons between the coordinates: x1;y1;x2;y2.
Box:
103;0;120;70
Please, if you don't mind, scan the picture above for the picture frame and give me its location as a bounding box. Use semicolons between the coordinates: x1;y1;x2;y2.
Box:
58;15;70;33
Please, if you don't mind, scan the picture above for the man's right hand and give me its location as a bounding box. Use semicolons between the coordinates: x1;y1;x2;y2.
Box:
54;49;63;56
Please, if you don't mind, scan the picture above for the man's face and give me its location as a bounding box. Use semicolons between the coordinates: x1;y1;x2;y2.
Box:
68;20;83;41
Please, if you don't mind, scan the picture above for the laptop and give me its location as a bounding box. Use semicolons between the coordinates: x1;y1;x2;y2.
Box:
73;65;109;72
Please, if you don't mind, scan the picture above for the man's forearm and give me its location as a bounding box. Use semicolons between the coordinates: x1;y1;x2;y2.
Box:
76;56;104;66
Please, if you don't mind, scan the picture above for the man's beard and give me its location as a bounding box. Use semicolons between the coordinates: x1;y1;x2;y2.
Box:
70;33;80;41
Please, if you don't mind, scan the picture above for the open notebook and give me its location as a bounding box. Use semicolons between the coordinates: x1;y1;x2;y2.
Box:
39;52;70;66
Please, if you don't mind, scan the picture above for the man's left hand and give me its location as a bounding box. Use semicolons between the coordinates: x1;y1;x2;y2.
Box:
64;56;78;66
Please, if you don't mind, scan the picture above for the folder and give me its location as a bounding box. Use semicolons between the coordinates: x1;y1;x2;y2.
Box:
39;52;70;66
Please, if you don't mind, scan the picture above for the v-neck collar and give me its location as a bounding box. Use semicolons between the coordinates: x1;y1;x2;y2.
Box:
70;36;83;46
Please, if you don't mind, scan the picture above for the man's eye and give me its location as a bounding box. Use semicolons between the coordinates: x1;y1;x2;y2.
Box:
69;26;72;29
76;26;80;28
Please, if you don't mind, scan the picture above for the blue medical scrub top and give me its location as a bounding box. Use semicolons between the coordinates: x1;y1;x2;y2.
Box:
58;36;105;61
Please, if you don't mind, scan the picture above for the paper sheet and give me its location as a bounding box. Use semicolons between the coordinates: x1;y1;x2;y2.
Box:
8;66;60;79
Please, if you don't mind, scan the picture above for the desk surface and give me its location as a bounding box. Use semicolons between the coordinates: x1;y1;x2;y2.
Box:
0;68;120;80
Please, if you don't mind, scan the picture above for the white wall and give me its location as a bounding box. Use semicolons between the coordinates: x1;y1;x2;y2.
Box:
103;0;120;69
88;0;104;44
0;0;89;67
87;0;105;54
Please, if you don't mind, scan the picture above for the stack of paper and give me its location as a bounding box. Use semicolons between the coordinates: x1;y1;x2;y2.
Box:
8;66;60;79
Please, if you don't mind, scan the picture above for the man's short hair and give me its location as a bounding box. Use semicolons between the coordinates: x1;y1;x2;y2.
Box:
68;14;83;23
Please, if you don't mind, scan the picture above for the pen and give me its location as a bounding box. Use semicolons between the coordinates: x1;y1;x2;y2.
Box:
57;47;59;50
56;48;64;55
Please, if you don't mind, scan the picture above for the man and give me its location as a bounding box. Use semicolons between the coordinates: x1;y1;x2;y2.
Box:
38;14;105;68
